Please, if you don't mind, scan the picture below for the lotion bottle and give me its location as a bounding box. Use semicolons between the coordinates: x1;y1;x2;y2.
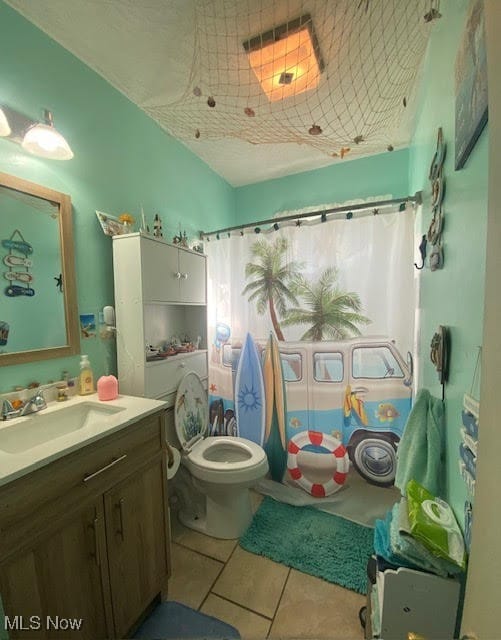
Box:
78;354;94;395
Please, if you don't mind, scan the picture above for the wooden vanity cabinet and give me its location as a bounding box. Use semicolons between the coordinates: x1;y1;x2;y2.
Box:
1;499;111;640
104;455;168;638
0;410;171;640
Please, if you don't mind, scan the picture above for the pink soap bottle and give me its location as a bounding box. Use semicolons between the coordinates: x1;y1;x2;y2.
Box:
97;375;119;401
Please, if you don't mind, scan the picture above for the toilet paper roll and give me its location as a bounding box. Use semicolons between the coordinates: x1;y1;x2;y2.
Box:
166;444;181;479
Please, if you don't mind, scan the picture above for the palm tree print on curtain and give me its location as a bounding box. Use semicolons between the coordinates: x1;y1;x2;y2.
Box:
282;267;370;340
242;237;302;341
207;211;416;497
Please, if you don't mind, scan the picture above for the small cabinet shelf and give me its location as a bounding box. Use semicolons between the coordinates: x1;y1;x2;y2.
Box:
113;234;208;399
365;558;460;640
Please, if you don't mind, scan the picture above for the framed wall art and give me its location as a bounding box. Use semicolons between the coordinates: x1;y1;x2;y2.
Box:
455;0;488;170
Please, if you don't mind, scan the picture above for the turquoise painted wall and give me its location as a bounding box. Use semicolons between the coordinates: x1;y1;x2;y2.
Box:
409;0;488;521
0;1;234;393
235;148;410;223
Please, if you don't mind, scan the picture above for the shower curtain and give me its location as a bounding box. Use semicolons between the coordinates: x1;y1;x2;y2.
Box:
206;204;416;504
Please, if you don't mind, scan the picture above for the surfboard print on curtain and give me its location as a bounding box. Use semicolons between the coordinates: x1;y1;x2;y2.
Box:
234;332;265;445
206;208;415;496
263;333;288;482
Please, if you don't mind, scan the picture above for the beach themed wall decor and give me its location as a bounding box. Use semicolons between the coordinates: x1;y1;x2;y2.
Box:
455;0;488;170
0;321;9;347
427;127;446;271
2;229;35;298
95;211;130;236
79;313;96;339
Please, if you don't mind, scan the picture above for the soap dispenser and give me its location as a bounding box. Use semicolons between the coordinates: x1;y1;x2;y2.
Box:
78;355;94;395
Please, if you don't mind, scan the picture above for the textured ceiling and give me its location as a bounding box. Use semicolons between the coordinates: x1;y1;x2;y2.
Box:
6;0;437;186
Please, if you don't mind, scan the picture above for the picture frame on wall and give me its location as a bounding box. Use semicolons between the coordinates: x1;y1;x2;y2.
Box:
454;0;488;170
95;210;127;236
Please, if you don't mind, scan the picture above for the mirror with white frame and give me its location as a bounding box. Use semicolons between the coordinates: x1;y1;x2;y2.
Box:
0;172;79;365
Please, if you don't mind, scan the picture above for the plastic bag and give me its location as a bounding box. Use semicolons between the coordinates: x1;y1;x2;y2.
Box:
406;479;466;570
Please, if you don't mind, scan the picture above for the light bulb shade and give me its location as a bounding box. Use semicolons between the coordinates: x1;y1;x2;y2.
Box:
22;122;73;160
0;108;11;137
243;15;324;103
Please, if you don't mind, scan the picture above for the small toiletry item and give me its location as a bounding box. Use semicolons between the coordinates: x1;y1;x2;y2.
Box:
97;375;119;401
56;384;68;401
78;354;94;395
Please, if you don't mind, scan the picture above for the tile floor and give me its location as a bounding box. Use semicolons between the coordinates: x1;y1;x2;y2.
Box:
168;493;366;639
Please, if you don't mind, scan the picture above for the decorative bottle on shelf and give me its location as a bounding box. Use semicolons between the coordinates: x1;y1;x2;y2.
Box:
78;355;94;396
153;214;163;238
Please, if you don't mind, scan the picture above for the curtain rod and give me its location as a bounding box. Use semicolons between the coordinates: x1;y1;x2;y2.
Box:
200;191;422;238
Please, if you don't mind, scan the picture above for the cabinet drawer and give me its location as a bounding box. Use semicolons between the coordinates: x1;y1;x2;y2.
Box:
145;352;208;398
0;411;166;560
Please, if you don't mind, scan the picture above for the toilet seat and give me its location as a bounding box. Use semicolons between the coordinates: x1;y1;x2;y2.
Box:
185;436;268;485
188;436;266;470
175;372;268;485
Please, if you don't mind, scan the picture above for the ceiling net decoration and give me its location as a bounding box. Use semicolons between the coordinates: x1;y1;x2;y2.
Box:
148;0;440;158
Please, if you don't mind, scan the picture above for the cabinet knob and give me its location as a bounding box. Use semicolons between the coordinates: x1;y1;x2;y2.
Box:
181;273;188;279
174;272;181;279
179;362;186;368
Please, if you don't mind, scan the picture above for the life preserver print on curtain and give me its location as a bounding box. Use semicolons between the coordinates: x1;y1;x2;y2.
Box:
207;206;415;494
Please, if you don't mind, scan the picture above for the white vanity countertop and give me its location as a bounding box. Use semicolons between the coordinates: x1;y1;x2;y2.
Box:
0;393;167;487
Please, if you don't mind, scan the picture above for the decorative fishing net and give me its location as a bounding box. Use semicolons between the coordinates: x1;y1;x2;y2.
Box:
148;0;440;158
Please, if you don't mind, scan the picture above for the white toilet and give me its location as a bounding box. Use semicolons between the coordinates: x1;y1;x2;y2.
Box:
169;371;269;539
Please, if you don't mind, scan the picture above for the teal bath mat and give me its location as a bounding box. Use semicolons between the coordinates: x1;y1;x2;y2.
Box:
240;497;373;594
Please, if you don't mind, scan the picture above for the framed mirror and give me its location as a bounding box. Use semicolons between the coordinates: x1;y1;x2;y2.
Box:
0;172;79;365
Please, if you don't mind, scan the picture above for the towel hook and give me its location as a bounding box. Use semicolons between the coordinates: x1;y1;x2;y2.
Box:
414;235;427;270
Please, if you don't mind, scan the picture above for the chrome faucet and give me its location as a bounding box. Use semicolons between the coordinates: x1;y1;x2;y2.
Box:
1;390;47;420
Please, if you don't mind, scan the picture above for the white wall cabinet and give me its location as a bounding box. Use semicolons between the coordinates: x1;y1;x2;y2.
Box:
113;233;208;400
140;238;206;304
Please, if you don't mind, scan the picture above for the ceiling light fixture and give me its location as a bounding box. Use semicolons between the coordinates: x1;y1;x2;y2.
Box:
243;14;324;103
0;107;11;137
22;109;73;160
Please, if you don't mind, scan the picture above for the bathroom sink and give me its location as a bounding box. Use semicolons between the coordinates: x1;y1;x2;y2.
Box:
0;402;126;454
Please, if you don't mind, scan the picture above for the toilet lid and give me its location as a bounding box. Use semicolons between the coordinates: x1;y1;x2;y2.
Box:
174;371;209;451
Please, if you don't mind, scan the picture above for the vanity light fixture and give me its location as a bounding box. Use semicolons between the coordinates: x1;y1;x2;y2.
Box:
22;109;73;160
0;107;11;137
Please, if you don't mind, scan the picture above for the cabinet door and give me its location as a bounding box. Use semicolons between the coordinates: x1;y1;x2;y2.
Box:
178;250;206;303
142;240;180;302
0;501;112;640
104;455;169;638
